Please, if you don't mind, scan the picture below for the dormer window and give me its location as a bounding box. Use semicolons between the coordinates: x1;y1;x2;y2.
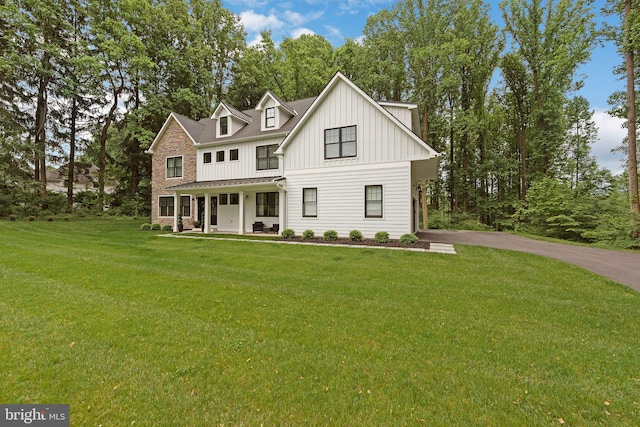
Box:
220;116;228;135
265;107;275;128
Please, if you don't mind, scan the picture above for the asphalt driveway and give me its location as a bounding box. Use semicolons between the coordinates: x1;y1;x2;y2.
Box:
419;230;640;293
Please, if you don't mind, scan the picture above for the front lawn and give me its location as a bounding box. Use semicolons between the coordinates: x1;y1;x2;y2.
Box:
1;219;639;425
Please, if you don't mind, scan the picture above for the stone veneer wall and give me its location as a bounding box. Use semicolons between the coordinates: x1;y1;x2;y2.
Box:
151;119;198;228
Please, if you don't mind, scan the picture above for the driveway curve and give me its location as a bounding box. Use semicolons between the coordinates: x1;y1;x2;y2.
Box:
419;230;640;292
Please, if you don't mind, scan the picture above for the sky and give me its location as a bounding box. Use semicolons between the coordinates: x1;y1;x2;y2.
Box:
222;0;627;173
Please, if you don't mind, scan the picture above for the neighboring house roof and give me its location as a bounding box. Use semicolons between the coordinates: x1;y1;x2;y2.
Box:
276;72;439;158
168;176;281;192
45;162;99;185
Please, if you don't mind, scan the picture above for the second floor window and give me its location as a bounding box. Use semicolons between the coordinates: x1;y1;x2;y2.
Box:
325;125;357;159
166;156;182;178
265;107;275;128
256;144;278;170
220;116;228;135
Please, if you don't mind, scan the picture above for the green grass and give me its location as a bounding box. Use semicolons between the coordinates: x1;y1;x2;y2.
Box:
1;219;639;425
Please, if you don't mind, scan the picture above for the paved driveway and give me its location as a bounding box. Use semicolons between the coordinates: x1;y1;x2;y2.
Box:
419;230;640;292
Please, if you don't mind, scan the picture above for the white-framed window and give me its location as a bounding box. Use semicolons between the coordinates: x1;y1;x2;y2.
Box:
166;156;182;178
265;107;275;128
159;196;174;217
325;125;356;159
365;185;383;218
303;188;317;217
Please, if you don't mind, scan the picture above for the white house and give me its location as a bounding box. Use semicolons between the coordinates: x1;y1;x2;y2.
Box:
148;72;440;239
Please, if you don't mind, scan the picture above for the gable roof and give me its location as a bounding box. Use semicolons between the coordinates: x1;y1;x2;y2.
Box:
275;72;439;158
256;91;296;116
147;112;205;154
214;101;252;124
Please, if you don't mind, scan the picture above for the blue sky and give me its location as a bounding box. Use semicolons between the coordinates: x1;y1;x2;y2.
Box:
222;0;627;173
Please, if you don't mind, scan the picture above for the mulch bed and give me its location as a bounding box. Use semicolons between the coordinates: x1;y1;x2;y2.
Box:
281;236;430;250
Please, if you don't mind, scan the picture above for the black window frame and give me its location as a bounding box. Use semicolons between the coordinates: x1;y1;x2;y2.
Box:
203;152;212;164
230;148;239;161
219;194;228;205
324;125;357;160
365;185;383;218
180;195;191;217
230;193;239;205
159;196;174;217
256;144;279;170
166;156;183;178
220;116;228;135
256;192;279;217
265;107;275;128
216;150;225;162
302;188;317;218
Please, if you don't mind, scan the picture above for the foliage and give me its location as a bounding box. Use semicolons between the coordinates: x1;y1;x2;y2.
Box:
399;233;419;245
150;223;161;230
281;228;295;239
323;230;338;241
375;231;390;243
302;229;315;240
349;230;363;242
161;224;172;231
140;223;151;230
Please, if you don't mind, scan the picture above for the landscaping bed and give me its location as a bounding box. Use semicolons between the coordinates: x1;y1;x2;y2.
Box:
282;236;430;249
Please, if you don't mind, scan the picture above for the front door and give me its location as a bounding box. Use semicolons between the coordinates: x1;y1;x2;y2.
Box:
197;197;218;226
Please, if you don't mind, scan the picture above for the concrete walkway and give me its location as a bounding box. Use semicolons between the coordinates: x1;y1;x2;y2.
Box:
419;230;640;292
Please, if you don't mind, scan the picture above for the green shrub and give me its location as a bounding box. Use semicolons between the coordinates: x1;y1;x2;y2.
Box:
323;230;338;241
161;224;173;231
302;229;315;240
140;223;151;231
349;230;363;242
374;231;389;243
28;216;36;222
8;214;16;221
399;233;419;245
281;228;295;239
150;223;161;231
47;216;54;222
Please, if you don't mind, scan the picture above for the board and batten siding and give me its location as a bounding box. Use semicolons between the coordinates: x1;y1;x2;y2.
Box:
196;136;284;182
285;163;412;239
283;79;432;172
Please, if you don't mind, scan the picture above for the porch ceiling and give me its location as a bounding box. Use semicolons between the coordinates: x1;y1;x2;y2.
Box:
168;176;282;192
411;157;440;181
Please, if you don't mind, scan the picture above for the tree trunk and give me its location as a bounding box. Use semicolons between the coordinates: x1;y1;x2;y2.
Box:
67;96;77;210
34;64;49;202
625;0;640;238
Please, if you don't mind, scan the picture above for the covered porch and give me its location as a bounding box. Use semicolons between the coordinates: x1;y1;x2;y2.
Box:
168;176;286;235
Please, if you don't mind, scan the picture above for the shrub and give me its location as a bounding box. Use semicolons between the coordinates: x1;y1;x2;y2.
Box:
63;216;71;222
47;216;54;222
28;216;36;222
323;230;338;241
140;223;151;231
161;224;173;231
374;231;389;243
281;228;295;239
349;230;363;242
150;223;161;230
399;233;419;245
302;229;315;240
8;214;16;221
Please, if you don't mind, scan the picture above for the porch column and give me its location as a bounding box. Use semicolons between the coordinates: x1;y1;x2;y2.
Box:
173;194;179;232
278;188;286;232
204;193;210;234
238;190;245;235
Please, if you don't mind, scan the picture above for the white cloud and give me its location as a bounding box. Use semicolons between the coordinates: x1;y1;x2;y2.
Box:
246;33;264;47
324;25;343;41
283;10;324;26
593;108;626;174
291;27;315;39
239;10;284;33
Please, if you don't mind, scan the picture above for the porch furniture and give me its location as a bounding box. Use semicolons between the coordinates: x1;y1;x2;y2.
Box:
253;221;264;233
272;224;279;234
